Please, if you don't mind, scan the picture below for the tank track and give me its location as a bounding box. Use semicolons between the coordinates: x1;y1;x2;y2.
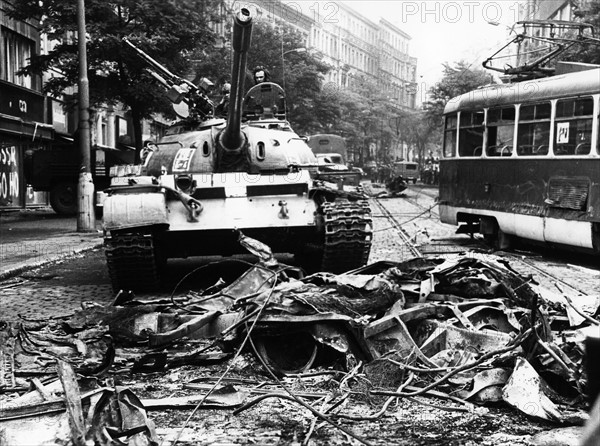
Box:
104;232;162;293
320;199;372;274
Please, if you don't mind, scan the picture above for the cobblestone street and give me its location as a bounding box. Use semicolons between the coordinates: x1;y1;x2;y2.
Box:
2;185;599;321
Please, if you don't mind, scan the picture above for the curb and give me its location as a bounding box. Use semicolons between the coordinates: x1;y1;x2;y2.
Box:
0;241;104;282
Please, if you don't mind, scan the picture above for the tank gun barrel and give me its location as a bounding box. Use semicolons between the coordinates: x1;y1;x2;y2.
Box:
220;8;253;151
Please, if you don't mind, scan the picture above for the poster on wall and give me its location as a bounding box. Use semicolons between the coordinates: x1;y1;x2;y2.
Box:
0;144;22;208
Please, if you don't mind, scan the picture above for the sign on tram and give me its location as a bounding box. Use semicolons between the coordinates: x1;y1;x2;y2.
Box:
556;122;570;144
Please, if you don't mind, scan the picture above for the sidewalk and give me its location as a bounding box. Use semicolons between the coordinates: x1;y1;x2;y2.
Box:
0;208;103;280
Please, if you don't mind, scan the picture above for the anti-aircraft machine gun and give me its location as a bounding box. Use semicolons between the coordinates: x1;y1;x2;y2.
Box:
102;8;372;292
122;36;215;121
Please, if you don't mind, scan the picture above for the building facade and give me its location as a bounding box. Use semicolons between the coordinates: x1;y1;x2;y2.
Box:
1;3;148;212
517;0;595;67
520;0;575;21
0;0;52;209
248;0;418;109
1;1;418;212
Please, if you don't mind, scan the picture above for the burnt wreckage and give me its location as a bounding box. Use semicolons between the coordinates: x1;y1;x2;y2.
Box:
102;9;372;292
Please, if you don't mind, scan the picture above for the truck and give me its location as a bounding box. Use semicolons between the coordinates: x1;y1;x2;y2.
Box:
306;134;362;187
30;141;135;214
392;160;419;184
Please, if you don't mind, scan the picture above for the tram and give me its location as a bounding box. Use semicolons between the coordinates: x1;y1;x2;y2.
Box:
438;67;600;253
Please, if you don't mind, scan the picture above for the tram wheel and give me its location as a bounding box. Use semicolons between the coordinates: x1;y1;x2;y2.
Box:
484;229;512;251
496;229;513;250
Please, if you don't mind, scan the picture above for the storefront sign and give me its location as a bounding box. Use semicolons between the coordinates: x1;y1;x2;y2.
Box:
0;80;44;122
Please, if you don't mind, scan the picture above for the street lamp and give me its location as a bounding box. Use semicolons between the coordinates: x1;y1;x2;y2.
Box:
281;47;307;91
283;47;307;57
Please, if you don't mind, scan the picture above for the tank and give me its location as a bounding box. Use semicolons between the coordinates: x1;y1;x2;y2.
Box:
102;8;372;292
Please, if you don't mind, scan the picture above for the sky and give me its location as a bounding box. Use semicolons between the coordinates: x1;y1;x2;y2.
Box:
332;1;524;103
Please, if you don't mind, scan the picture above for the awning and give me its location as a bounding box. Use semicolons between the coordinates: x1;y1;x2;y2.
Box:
0;113;54;141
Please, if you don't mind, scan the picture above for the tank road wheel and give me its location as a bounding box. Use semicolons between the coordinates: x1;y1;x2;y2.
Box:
104;231;164;293
50;181;77;215
320;199;372;274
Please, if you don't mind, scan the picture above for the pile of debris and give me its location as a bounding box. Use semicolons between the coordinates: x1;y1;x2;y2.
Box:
1;235;599;445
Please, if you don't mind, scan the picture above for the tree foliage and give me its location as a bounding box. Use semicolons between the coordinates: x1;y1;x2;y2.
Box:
7;0;225;152
240;20;334;135
562;0;600;65
9;0;339;145
424;61;492;125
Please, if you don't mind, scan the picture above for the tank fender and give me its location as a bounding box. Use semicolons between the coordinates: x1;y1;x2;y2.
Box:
103;192;169;231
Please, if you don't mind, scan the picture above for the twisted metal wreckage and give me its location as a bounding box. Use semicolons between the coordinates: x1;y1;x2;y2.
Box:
0;232;599;445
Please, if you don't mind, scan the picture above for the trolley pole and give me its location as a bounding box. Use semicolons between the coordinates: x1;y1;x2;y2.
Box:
76;0;96;232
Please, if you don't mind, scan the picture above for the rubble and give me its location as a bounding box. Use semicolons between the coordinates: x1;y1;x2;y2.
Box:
1;234;599;445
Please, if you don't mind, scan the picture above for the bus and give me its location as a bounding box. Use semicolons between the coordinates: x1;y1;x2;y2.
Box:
439;67;600;253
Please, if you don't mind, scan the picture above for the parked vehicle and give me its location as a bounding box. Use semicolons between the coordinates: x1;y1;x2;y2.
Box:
439;65;600;253
30;141;134;214
307;134;362;186
392;161;419;184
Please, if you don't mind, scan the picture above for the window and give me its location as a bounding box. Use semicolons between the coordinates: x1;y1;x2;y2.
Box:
486;106;515;157
443;114;457;158
554;97;594;156
2;27;34;89
516;102;551;156
458;110;484;156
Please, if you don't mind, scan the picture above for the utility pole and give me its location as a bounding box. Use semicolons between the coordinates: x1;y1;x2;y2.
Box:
76;0;96;231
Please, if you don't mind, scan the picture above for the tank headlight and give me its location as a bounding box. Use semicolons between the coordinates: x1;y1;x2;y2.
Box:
175;174;195;192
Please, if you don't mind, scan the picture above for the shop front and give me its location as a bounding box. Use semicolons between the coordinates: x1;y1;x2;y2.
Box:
0;80;53;210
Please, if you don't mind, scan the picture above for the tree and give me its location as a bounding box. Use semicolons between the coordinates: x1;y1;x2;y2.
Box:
561;0;600;65
7;0;225;158
246;21;333;135
176;17;334;135
424;61;492;125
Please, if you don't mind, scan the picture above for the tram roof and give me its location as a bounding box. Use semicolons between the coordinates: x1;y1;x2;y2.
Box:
444;68;600;114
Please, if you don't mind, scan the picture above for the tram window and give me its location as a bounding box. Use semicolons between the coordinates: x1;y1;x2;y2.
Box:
443;114;457;157
487;106;515;157
555;97;593;156
488;107;515;122
458;111;484;157
556;97;594;118
519;102;551;121
516;103;550;156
